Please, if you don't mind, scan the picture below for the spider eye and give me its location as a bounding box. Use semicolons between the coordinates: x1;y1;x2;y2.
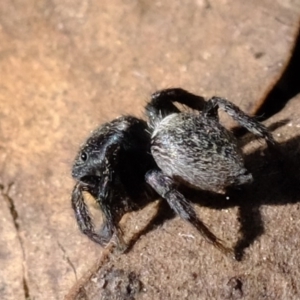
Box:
80;151;88;162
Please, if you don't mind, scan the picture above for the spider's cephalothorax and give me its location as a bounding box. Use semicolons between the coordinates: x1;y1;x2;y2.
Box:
72;116;156;247
71;88;275;256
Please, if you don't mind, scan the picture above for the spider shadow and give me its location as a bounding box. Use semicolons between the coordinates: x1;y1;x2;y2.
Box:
124;199;176;253
184;131;300;260
125;127;300;260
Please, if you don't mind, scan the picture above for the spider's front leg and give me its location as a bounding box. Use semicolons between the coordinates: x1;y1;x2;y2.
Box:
203;97;276;147
145;169;234;258
71;181;126;250
71;183;110;245
146;88;206;128
96;176;127;251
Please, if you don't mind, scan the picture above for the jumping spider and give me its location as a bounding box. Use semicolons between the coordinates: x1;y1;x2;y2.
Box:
71;88;275;257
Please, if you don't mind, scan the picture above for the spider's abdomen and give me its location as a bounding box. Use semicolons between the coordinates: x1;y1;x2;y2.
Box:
151;113;252;193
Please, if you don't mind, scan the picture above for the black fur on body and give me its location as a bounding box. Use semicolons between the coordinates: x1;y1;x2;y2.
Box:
71;88;275;256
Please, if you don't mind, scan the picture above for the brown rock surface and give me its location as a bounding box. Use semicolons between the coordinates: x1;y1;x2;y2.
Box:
0;0;299;299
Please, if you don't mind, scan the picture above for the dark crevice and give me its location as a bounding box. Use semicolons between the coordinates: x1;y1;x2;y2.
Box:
23;278;30;300
0;183;19;229
257;28;300;120
57;241;78;281
0;183;31;300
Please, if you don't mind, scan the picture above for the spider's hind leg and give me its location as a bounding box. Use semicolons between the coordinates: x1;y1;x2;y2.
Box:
145;169;234;258
146;88;206;129
203;97;276;147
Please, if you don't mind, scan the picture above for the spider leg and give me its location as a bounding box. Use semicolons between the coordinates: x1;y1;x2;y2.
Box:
96;182;127;251
146;88;206;128
203;97;276;147
145;169;234;257
99;208;126;251
71;182;126;249
71;183;110;245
